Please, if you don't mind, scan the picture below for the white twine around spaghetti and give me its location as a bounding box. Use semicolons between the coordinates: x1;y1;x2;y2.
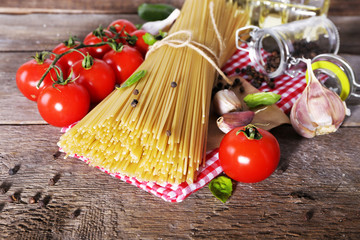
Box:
145;2;232;85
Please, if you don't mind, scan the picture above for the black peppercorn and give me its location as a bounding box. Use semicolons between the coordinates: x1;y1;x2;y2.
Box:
232;78;240;87
171;82;177;88
8;164;20;175
71;208;82;219
166;130;171;137
239;86;245;93
131;99;138;108
133;89;139;95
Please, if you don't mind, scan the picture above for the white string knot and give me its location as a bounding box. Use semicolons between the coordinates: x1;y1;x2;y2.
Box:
145;1;232;85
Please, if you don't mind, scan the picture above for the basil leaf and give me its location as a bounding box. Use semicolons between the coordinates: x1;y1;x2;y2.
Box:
209;176;233;203
143;33;157;46
243;92;281;108
119;70;147;88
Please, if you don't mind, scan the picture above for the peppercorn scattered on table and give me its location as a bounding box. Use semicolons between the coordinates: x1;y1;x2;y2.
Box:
1;1;360;239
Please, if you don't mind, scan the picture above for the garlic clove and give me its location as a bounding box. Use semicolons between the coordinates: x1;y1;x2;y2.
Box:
217;111;255;134
213;89;242;116
141;9;181;35
290;58;347;138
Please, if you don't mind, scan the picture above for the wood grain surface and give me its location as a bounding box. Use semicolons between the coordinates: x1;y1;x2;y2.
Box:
0;125;360;239
0;0;359;16
0;14;359;54
1;2;360;239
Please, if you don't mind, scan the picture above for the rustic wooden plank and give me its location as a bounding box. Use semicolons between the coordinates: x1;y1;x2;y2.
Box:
0;0;184;14
0;124;359;239
0;0;358;16
331;16;360;55
0;14;143;52
0;14;359;54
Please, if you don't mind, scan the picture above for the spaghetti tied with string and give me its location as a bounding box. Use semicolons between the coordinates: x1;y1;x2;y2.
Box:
58;0;248;184
146;2;232;85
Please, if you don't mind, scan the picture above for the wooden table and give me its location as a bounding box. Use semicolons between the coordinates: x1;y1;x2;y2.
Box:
1;1;360;239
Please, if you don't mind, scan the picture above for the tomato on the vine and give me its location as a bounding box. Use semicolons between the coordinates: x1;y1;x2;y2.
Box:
50;36;88;75
129;30;150;57
219;125;280;183
84;27;113;59
71;54;116;104
16;52;59;101
37;82;90;127
103;45;144;85
107;19;137;43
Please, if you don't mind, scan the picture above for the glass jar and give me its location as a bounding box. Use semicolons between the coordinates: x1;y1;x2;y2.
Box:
307;54;360;101
245;0;330;28
236;16;340;78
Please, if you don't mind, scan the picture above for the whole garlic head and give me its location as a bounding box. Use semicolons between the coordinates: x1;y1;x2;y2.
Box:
290;59;347;138
213;89;242;116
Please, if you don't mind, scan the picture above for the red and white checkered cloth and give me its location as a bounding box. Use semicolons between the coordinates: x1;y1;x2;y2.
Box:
60;43;308;202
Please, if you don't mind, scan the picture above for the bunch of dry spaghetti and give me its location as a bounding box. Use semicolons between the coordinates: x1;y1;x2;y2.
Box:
58;0;248;184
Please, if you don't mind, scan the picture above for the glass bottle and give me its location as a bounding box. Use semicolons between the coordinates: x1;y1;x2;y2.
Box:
244;0;331;28
236;16;339;78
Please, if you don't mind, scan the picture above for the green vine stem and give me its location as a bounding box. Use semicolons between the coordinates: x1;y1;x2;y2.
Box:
36;42;108;89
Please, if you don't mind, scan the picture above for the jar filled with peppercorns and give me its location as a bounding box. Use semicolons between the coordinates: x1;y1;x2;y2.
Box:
236;16;339;79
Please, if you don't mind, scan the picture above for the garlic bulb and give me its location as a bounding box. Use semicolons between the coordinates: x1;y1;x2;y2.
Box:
217;111;255;133
213;89;242;116
290;59;347;138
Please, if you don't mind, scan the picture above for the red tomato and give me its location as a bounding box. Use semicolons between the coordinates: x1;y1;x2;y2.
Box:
103;45;144;84
71;58;116;104
130;30;150;57
219;125;280;183
16;55;59;101
108;19;137;43
50;40;88;75
37;83;90;127
84;30;113;59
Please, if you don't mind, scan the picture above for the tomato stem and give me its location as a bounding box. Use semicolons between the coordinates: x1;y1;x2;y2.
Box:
32;51;50;64
82;53;94;69
36;42;108;89
63;36;78;48
236;124;263;140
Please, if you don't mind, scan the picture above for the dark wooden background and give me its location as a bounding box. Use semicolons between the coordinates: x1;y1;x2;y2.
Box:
0;0;360;239
0;0;359;16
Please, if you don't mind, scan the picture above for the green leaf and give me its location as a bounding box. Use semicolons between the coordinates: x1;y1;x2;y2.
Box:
143;33;157;46
119;70;147;88
243;92;281;108
209;176;233;203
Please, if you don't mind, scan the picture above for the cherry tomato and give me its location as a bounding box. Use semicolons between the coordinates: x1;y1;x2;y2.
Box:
219;125;280;183
103;45;144;84
130;30;150;57
84;29;113;59
37;83;90;127
108;19;137;43
16;53;59;101
71;57;116;104
50;38;88;75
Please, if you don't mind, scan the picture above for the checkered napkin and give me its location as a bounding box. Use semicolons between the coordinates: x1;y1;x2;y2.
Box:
60;43;308;202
